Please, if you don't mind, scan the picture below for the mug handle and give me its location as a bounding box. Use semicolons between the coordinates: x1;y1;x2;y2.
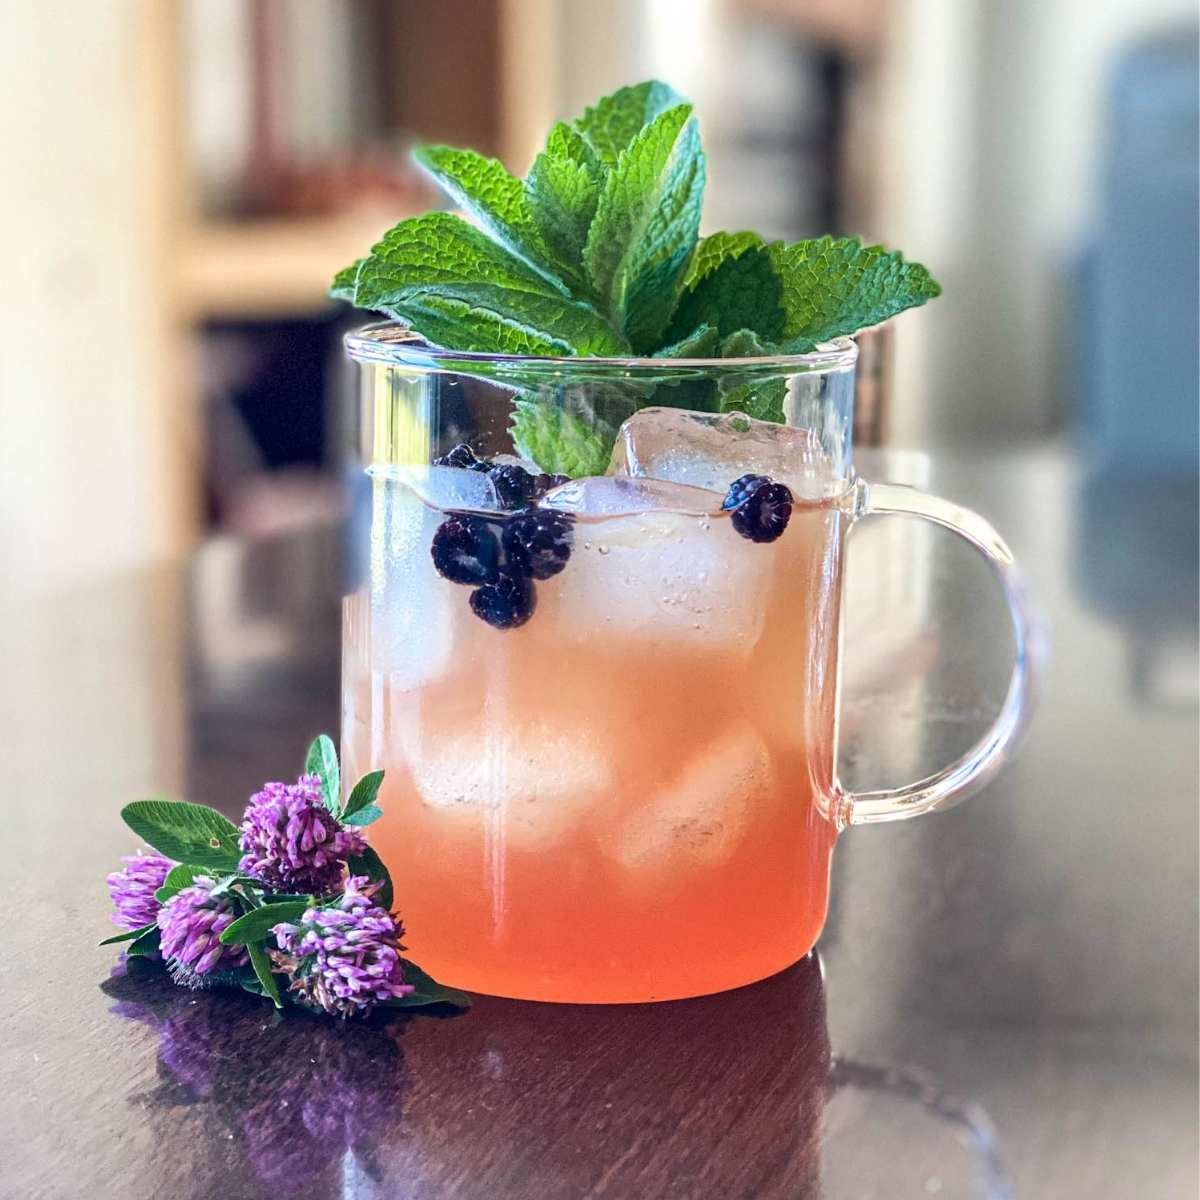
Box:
830;480;1045;829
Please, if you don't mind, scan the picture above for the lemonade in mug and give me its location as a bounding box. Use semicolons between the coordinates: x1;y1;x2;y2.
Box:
333;83;1035;1003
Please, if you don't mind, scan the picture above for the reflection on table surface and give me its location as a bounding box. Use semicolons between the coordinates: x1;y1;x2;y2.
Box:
1;446;1196;1199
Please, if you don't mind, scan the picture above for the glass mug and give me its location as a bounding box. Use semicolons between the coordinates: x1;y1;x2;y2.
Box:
340;324;1036;1003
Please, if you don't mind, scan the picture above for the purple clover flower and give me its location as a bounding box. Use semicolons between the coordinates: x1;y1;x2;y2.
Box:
272;875;414;1017
156;877;248;988
238;774;366;896
106;851;173;931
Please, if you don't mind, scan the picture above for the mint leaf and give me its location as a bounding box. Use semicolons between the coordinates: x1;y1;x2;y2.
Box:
719;328;777;357
510;388;634;476
347;846;393;911
584;104;705;352
340;769;384;821
574;80;686;165
246;939;283;1008
667;231;785;343
525;123;605;291
121;801;242;872
653;323;720;359
331;258;365;302
219;900;311;946
716;328;787;422
304;734;340;815
512;400;614;476
99;922;156;947
412;145;558;285
770;236;941;351
386;959;472;1010
356;213;626;356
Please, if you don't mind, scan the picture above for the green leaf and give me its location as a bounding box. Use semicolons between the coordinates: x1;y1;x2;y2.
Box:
714;329;787;422
385;959;472;1009
236;965;269;997
412;145;559;285
211;875;263;903
573;80;687;165
219;900;311;946
126;926;162;958
525;122;605;293
511;394;625;477
347;845;393;911
769;236;941;352
718;327;776;357
99;922;156;947
330;258;365;302
154;863;204;903
305;734;341;815
584;104;706;351
653;323;720;359
341;804;382;828
340;769;384;821
121;801;241;872
667;231;785;343
354;213;627;356
246;939;283;1009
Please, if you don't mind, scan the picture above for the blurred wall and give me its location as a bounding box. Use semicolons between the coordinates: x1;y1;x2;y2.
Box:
883;0;1197;446
0;1;192;588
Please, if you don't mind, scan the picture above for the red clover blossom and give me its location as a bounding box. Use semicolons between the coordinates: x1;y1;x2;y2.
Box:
238;774;366;896
106;851;173;931
272;876;414;1017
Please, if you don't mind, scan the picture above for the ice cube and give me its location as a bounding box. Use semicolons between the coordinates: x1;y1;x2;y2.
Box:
609;407;836;500
407;723;612;851
386;463;502;514
536;485;776;654
361;475;460;690
539;475;722;518
604;724;774;877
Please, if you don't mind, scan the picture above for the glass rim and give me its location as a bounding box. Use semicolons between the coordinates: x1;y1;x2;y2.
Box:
343;321;859;374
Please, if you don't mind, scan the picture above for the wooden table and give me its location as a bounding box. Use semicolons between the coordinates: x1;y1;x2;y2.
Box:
3;448;1196;1199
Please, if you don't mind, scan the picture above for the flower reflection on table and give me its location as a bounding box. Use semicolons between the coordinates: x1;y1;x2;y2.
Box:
102;951;1009;1198
103;959;410;1196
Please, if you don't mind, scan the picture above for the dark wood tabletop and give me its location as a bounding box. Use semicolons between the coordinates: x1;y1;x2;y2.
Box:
3;447;1196;1200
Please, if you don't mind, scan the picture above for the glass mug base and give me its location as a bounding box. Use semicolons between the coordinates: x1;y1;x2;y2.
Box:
407;928;829;1005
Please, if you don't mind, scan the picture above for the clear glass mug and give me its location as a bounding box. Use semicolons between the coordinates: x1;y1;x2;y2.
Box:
339;324;1037;1003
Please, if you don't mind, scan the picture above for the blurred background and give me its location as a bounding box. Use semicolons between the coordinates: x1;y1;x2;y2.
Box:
2;0;1195;585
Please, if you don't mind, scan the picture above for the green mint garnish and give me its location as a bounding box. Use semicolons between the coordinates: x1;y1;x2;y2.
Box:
333;78;939;358
331;79;941;471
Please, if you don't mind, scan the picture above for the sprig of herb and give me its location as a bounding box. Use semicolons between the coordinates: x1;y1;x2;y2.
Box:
332;79;939;360
101;734;469;1018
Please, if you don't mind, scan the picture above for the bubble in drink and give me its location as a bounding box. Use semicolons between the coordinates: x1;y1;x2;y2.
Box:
609;407;836;500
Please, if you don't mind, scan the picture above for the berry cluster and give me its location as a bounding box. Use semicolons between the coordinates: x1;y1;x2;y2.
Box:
430;444;575;630
722;473;794;543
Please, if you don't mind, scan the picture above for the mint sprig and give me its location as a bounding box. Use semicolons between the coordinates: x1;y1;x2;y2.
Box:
332;79;941;471
334;79;938;359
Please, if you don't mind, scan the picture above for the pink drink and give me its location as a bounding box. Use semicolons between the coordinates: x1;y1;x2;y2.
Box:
342;466;846;1002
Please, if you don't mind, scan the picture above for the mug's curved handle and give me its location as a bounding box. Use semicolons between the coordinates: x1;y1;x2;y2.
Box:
831;480;1044;829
